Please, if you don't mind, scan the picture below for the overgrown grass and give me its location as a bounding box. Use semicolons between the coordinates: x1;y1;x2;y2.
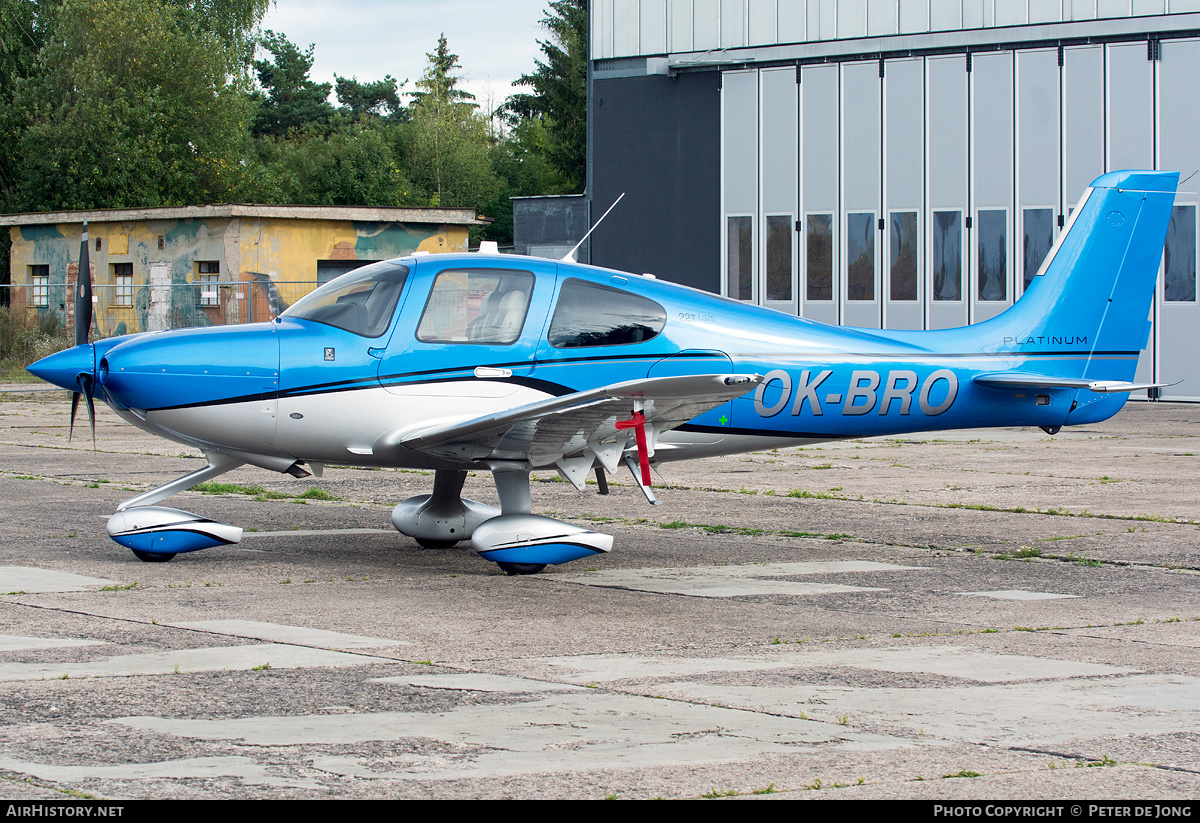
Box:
0;307;73;380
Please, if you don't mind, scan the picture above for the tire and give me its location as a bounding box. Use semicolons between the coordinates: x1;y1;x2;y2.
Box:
415;538;458;549
131;550;176;563
497;562;546;576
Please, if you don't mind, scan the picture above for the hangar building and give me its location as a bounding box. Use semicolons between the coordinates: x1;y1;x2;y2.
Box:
587;1;1200;400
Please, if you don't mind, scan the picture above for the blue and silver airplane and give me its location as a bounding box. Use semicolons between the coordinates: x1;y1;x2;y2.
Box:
28;170;1178;574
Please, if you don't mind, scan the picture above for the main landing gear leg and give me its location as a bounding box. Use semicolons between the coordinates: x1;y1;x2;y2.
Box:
107;451;246;562
472;461;613;576
391;469;500;549
488;464;543;576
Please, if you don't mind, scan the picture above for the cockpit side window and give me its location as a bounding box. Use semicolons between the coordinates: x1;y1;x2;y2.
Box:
416;269;535;345
281;261;408;338
548;278;666;348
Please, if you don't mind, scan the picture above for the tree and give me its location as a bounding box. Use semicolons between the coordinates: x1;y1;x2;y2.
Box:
405;34;497;209
407;34;476;111
166;0;271;61
8;0;256;212
252;30;335;138
480;116;561;244
335;74;405;121
261;120;416;207
0;0;58;213
503;0;586;193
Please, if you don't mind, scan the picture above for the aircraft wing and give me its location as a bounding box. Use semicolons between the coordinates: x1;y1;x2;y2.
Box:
379;373;761;469
972;372;1169;394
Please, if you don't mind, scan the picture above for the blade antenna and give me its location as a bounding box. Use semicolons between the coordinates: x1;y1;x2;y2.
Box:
561;193;625;262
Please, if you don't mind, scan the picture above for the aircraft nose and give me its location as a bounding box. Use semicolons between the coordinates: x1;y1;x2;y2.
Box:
27;344;95;391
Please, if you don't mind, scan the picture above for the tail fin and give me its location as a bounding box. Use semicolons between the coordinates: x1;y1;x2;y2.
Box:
978;169;1178;384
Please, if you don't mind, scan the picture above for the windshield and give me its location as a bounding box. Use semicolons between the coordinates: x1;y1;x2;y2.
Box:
282;261;409;337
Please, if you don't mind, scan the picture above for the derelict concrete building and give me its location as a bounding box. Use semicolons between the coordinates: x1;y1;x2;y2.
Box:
2;205;482;338
587;1;1200;400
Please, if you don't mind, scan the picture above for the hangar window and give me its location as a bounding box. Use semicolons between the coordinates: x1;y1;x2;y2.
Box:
1022;209;1055;290
548;279;665;348
29;265;48;307
283;260;409;338
806;214;834;301
417;269;534;345
1164;205;1197;303
977;209;1008;301
932;211;962;301
847;212;875;301
726;216;753;300
112;263;133;307
196;261;220;306
766;215;793;301
889;211;918;301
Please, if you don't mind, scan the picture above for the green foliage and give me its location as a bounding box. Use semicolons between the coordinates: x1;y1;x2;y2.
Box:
503;0;586;192
0;306;73;378
408;33;475;111
0;4;574;244
482;116;570;243
257;119;416;207
335;74;405;120
167;0;270;61
404;35;498;209
8;0;254;211
252;30;335;138
0;0;58;212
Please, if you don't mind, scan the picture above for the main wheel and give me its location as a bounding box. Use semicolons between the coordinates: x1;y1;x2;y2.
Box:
415;538;458;549
497;562;546;576
131;550;176;563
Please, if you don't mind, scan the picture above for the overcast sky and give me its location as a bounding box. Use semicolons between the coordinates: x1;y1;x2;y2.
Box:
259;0;553;111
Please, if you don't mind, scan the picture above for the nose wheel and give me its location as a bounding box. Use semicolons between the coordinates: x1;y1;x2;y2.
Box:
131;550;176;563
497;562;546;575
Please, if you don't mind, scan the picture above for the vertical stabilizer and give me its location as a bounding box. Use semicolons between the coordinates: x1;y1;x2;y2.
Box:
974;170;1177;383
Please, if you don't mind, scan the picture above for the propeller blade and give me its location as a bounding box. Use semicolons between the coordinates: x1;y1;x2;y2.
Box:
69;391;81;444
78;373;96;449
76;222;92;347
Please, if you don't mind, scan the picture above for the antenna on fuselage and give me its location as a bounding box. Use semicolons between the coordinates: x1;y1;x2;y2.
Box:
562;192;625;262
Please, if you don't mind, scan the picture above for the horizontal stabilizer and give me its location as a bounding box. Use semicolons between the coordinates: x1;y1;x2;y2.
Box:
973;372;1170;394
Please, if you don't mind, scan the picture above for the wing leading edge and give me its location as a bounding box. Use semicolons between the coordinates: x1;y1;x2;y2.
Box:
376;373;762;486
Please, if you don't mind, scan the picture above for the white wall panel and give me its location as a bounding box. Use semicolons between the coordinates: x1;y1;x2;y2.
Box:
748;0;777;44
669;0;694;51
694;0;721;50
1016;49;1062;294
884;58;925;328
927;55;970;329
721;0;746;47
761;67;798;311
641;0;669;53
1156;38;1200;399
868;0;899;35
778;0;806;40
971;51;1015;322
1062;45;1104;200
842;61;882;328
839;0;868;37
801;64;841;324
614;0;641;56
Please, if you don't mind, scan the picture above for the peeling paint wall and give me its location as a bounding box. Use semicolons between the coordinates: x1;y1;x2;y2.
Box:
8;217;470;337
